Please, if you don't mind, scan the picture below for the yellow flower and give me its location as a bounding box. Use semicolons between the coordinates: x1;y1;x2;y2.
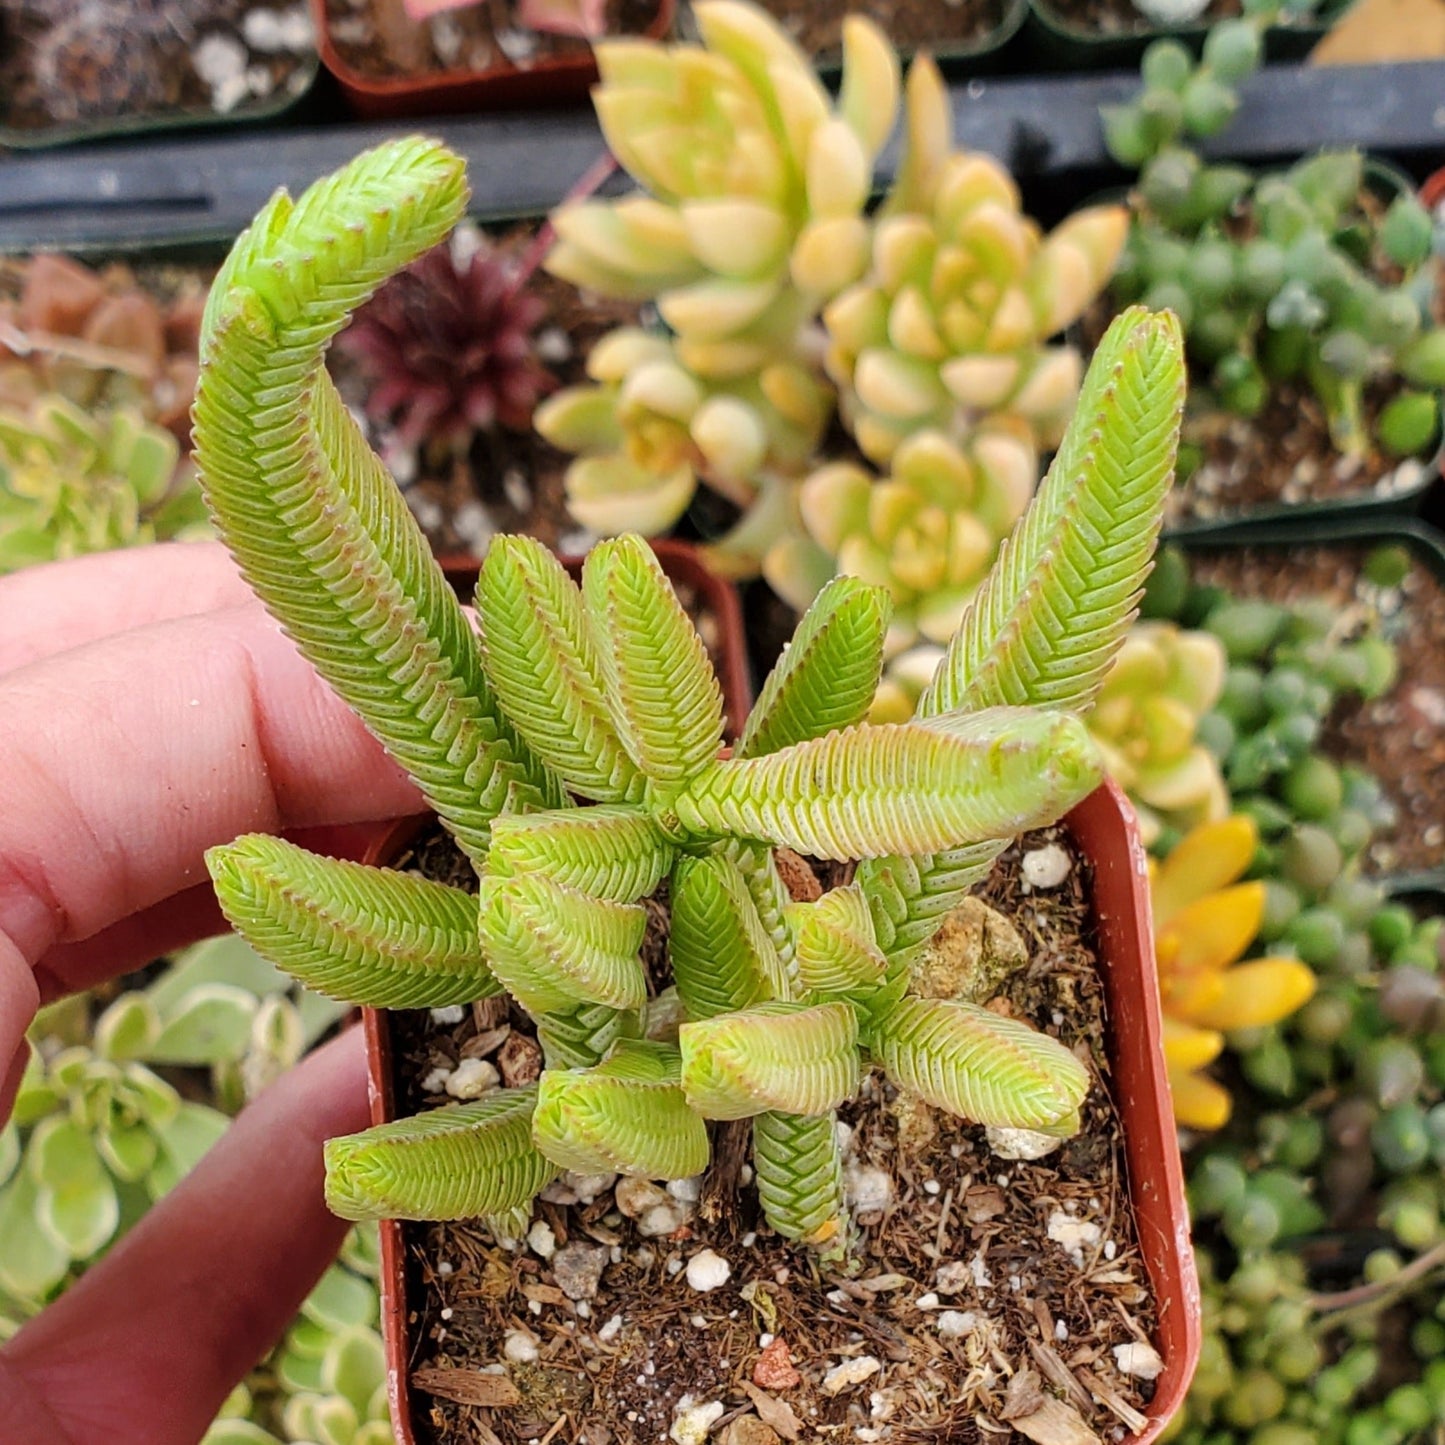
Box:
1151;816;1316;1131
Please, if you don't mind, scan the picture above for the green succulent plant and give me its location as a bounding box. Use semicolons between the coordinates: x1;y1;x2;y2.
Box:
536;1;1127;651
0;393;210;573
1104;18;1445;466
188;138;1183;1250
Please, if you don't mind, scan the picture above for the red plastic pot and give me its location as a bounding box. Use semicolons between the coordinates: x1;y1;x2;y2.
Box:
310;0;675;118
359;774;1198;1442
1423;167;1445;214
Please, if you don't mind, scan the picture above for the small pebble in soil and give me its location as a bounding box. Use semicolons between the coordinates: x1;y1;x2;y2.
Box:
429;1004;466;1025
242;7;315;52
1021;843;1072;889
553;1242;608;1301
915;1292;940;1310
822;1357;882;1394
526;1220;556;1260
937;1310;977;1338
1047;1210;1103;1265
503;1329;539;1364
686;1249;732;1292
987;1124;1065;1161
1113;1340;1165;1380
844;1162;893;1213
671;1399;725;1444
443;1057;499;1099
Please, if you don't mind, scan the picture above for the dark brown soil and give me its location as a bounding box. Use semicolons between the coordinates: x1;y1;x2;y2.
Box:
0;0;314;133
322;0;661;80
1169;382;1433;528
383;826;1157;1445
327;225;638;557
756;0;1012;62
1191;543;1445;877
1033;0;1315;38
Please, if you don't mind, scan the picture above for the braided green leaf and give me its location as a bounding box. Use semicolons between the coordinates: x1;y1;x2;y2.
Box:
669;852;789;1020
207;833;497;1009
675;708;1102;860
872;997;1088;1131
478;536;645;805
538;1001;641;1071
489;806;674;903
920;306;1186;721
856;841;1004;966
752;1109;847;1246
532;1041;709;1179
724;840;799;984
479;874;648;1015
789;884;887;997
194;139;562;866
680;1001;859;1120
581;535;724;794
324;1087;557;1221
736;576;892;760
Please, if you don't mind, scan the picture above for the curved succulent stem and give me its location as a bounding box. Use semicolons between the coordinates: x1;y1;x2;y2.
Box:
752;1109;848;1247
207;833;498;1009
324;1087;557;1222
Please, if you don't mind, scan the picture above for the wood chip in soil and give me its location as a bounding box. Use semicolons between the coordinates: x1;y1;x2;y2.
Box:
1191;542;1445;876
382;826;1157;1444
321;0;660;80
0;0;314;132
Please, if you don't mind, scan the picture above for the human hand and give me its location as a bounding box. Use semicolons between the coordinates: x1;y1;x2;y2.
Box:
0;541;426;1445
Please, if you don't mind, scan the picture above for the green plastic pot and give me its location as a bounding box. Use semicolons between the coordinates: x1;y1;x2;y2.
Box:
1022;0;1358;70
1177;516;1445;891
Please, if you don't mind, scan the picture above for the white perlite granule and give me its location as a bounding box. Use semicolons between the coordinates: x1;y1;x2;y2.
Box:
1021;843;1072;889
685;1249;732;1292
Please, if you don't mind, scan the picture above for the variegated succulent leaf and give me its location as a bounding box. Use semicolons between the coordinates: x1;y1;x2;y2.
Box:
488;806;674;903
206;834;498;1009
680;1000;859;1119
582;535;725;796
478;873;648;1016
478;535;646;805
872;997;1088;1132
669;852;790;1019
788;883;888;997
674;707;1103;860
736;575;892;760
752;1109;848;1247
323;1087;558;1222
532;1040;710;1178
194;139;563;866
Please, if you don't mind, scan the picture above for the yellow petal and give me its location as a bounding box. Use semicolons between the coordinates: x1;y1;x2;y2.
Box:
1157;882;1266;975
1186;959;1317;1032
1152;815;1257;926
1169;1066;1232;1131
1162;1016;1225;1070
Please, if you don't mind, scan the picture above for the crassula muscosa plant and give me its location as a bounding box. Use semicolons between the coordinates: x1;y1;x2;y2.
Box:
191;139;1184;1250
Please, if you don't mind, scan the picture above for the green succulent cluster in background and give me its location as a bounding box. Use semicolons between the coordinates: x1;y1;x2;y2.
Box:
1104;15;1445;466
185;136;1182;1252
0;393;210;574
534;0;1127;652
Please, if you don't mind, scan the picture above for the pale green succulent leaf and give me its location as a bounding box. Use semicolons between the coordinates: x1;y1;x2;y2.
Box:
489;805;673;902
873;997;1088;1131
920;307;1186;720
303;1263;379;1332
789;883;888;996
533;1041;710;1179
680;1001;859;1119
724;840;799;982
323;1326;387;1415
147;1102;231;1199
669;852;789;1020
194;138;562;866
36;1173;120;1260
752;1109;847;1246
582;535;724;793
0;1171;70;1298
145;984;258;1065
208;834;498;1009
147;934;289;1012
479;873;648;1015
94;1120;158;1184
0;1126;18;1188
324;1087;557;1222
478;536;646;805
92;993;161;1062
736;575;892;760
201;1422;282;1445
537;1001;641;1072
675;708;1103;859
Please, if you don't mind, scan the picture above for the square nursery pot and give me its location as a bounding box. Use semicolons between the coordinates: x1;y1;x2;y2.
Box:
1021;0;1357;70
1152;159;1443;543
1179;516;1445;891
311;0;676;119
359;777;1201;1444
0;5;319;151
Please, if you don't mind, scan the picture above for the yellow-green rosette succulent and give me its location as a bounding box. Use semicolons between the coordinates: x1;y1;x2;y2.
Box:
545;0;898;382
534;327;829;537
822;56;1128;466
769;422;1037;653
1088;621;1230;845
